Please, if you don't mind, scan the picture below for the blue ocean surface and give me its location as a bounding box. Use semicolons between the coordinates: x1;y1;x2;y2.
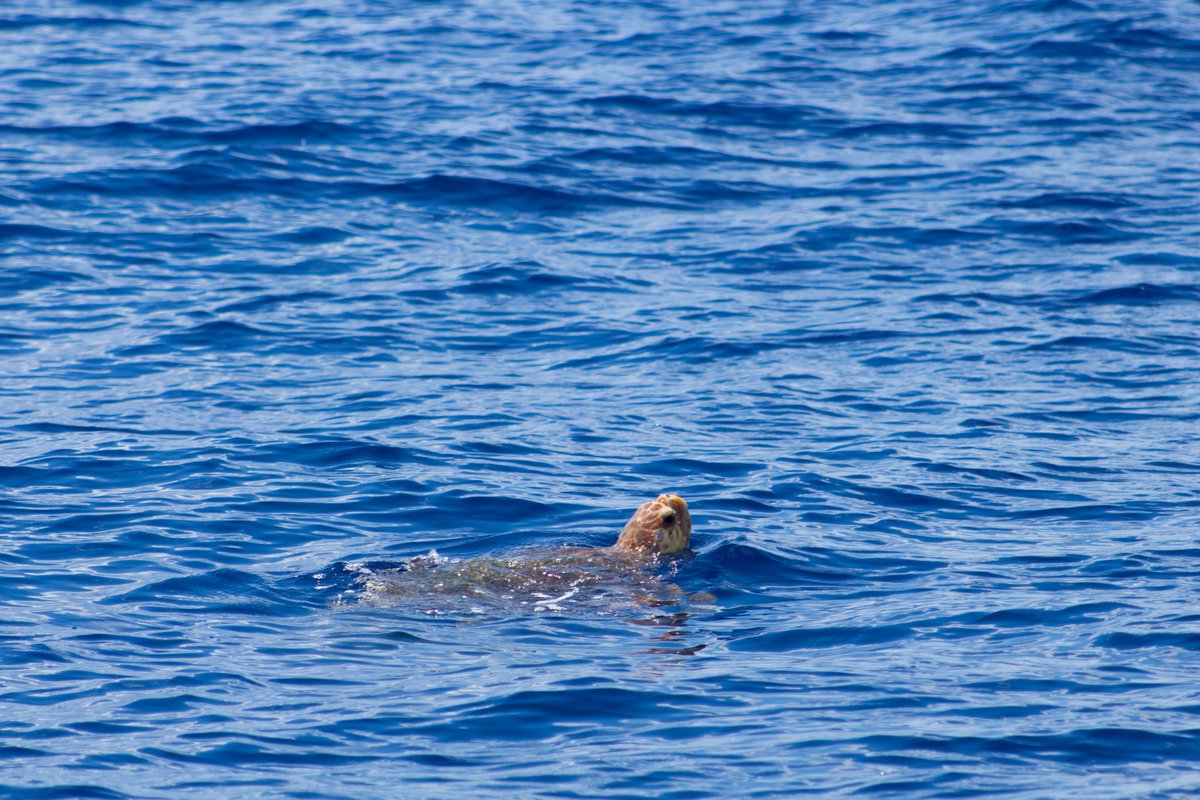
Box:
2;0;1199;797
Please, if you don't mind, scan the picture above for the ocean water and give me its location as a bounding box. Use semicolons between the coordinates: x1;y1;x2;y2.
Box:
2;0;1199;797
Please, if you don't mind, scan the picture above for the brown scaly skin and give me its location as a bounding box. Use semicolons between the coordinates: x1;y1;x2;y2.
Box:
354;494;696;612
613;494;691;555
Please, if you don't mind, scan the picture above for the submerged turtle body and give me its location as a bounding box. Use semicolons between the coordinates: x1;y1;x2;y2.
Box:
348;494;693;614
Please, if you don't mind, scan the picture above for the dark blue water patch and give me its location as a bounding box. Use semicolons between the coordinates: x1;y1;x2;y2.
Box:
988;191;1140;210
915;462;1036;484
213;290;339;314
728;623;916;652
577;94;847;132
0;644;71;667
984;217;1146;244
1010;503;1160;521
0;787;131;800
1073;283;1200;306
142;741;378;768
1117;250;1200;267
32;165;330;204
1020;335;1163;354
421;685;738;742
0;267;91;296
686;541;945;597
0;14;154;31
455;261;598;295
950;601;1130;629
99;569;310;617
838;121;989;142
912;283;1200;312
0;118;366;148
1095;632;1200;652
342;174;658;214
551;144;839;171
65;720;156;735
636;458;762;479
0;223;83;242
1148;461;1200;473
269;226;355;245
850;727;1200;767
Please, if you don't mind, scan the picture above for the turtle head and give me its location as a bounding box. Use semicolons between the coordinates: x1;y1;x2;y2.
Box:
614;494;691;555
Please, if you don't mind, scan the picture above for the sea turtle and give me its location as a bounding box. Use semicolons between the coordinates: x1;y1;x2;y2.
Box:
339;494;698;614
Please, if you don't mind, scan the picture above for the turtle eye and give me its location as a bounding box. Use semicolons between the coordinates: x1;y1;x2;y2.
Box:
662;511;676;527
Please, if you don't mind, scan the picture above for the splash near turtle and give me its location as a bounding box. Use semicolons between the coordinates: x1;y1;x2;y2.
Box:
336;494;696;615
